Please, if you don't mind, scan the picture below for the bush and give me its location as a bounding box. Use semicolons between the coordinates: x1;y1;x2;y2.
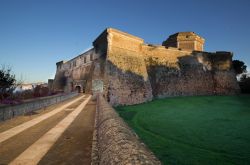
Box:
239;75;250;93
0;66;16;100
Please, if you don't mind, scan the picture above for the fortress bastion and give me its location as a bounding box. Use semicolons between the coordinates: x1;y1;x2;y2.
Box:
50;28;240;106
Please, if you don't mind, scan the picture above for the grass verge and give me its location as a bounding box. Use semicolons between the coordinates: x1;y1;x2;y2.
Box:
116;95;250;165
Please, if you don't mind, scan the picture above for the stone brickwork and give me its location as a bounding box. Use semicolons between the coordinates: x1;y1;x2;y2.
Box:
52;28;240;106
52;48;100;93
162;32;205;51
0;92;78;121
143;48;239;98
104;29;153;105
91;94;161;165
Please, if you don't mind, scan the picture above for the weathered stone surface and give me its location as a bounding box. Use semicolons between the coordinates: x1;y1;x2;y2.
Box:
91;94;161;165
52;49;100;93
0;92;78;121
162;32;205;51
52;28;240;106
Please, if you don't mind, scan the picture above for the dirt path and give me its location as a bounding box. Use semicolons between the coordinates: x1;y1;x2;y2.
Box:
39;99;96;165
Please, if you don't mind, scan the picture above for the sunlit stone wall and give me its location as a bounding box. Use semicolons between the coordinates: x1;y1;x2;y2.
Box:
53;28;240;106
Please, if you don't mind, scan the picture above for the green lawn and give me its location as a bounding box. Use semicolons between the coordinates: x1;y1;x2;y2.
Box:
116;95;250;165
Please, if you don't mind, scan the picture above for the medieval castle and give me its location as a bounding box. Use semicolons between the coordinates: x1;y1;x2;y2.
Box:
49;28;239;105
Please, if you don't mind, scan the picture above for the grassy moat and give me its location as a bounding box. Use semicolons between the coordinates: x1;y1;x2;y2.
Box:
116;95;250;165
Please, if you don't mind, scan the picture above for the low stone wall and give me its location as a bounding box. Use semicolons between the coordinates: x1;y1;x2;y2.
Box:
91;94;161;165
0;92;78;121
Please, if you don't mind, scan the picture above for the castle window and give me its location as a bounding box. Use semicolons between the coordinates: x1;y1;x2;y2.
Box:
84;57;86;63
90;54;93;61
73;61;76;67
95;45;98;53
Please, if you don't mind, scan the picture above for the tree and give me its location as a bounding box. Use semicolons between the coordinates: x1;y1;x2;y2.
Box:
239;74;250;93
0;66;16;100
240;74;247;82
232;60;247;75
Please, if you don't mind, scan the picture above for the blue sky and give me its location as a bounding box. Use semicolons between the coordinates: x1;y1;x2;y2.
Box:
0;0;250;83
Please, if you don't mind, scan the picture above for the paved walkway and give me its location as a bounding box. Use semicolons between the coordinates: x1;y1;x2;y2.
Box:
0;94;96;165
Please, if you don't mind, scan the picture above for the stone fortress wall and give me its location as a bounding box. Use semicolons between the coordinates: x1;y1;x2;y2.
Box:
52;28;240;106
102;29;153;105
52;48;100;93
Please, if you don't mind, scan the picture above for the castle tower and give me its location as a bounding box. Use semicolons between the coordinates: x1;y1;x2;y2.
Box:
162;32;205;51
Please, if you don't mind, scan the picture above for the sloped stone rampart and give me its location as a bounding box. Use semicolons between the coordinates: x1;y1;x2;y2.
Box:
105;29;153;106
91;94;161;165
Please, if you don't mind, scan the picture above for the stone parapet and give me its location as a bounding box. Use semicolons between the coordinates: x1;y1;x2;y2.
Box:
0;92;78;121
91;94;161;165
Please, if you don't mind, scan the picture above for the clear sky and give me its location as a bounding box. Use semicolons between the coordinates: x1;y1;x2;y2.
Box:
0;0;250;83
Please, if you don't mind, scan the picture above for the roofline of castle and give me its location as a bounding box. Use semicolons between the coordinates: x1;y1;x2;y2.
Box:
67;47;94;63
56;28;233;67
56;47;94;65
93;28;144;45
107;28;144;42
168;32;205;42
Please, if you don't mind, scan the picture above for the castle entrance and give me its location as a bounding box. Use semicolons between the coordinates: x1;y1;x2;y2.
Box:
72;80;86;93
75;86;81;93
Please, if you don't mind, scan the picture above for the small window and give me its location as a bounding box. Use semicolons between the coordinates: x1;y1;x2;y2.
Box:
90;54;93;61
95;45;98;53
84;57;86;63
